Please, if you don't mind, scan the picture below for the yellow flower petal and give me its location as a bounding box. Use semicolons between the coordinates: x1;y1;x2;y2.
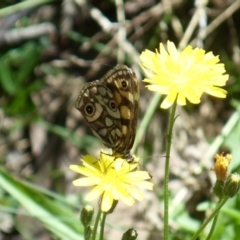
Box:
85;185;104;201
137;181;154;190
161;93;178;109
205;86;227;98
101;191;114;212
72;177;100;186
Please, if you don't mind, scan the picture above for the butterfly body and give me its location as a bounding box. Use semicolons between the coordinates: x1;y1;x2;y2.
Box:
75;65;139;162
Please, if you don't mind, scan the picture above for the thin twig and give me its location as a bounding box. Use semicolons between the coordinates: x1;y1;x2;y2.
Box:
191;0;240;45
0;23;56;46
179;0;208;49
115;0;126;63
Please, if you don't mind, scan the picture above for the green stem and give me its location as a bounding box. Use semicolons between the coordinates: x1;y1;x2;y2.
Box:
206;211;219;240
163;100;177;240
99;212;107;240
191;197;228;240
132;93;161;154
91;208;102;240
0;0;53;17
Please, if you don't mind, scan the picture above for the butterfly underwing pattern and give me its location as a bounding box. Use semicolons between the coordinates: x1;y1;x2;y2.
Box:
75;65;139;162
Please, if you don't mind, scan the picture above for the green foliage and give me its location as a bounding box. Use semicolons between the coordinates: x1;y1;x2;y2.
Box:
0;42;44;116
1;0;240;239
0;167;84;240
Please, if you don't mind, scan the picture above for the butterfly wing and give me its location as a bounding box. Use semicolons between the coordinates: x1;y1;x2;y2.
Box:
99;65;139;156
75;80;123;149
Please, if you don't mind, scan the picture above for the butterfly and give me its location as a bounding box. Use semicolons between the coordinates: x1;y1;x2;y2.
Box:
75;65;139;162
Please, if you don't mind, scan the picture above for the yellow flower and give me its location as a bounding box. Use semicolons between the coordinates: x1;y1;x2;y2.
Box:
140;40;229;109
212;153;232;181
70;152;153;212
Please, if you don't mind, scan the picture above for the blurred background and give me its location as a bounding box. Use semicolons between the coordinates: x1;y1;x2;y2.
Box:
0;0;240;239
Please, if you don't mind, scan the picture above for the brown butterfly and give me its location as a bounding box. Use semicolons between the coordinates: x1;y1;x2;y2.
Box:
75;65;139;162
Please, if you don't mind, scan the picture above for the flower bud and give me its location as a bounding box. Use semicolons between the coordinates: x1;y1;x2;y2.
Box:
224;174;240;198
80;205;94;227
121;228;138;240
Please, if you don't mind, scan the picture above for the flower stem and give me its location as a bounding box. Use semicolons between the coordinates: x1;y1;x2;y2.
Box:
132;93;161;154
206;211;219;240
91;208;102;240
190;197;228;240
163;100;177;240
99;212;107;240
